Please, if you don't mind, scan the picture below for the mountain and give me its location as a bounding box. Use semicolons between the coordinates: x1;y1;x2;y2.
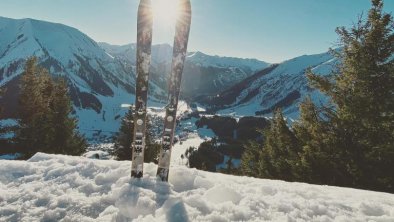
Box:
0;17;159;139
1;152;393;221
200;51;338;120
0;17;268;139
98;43;270;98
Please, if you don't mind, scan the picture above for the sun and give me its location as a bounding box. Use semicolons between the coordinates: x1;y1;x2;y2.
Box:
152;0;180;27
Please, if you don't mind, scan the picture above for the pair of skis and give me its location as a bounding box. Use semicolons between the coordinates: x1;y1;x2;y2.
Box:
131;0;192;182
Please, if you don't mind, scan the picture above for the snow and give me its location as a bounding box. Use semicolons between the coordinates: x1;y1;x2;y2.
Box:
1;152;394;221
187;51;269;71
217;51;336;120
171;133;204;166
197;126;216;140
216;155;241;170
0;153;21;160
0;118;17;139
83;150;112;160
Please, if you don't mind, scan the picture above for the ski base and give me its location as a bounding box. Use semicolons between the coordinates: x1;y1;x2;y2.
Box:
157;167;169;182
131;155;144;178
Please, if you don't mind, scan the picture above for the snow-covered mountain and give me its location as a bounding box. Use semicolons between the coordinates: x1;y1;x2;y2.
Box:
201;51;338;120
0;17;271;139
1;152;393;221
98;43;270;98
0;16;152;139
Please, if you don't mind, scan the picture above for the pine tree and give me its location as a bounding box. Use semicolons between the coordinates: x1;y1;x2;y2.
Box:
259;109;301;181
17;57;52;156
240;109;301;180
48;78;87;155
17;57;86;158
240;141;263;177
293;97;351;185
144;118;160;163
113;107;134;160
307;0;394;191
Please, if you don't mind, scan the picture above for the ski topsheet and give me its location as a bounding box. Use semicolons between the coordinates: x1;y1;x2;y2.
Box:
131;0;153;178
157;0;192;181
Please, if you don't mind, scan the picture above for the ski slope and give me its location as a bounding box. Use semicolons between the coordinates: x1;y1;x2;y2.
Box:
1;153;393;221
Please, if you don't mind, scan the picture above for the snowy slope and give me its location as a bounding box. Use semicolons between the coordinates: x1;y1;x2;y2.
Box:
205;51;338;120
1;153;393;221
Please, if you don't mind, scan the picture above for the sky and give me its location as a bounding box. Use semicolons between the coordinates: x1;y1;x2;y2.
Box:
0;0;393;63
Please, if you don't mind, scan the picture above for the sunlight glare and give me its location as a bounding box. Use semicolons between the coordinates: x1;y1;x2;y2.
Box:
152;0;180;27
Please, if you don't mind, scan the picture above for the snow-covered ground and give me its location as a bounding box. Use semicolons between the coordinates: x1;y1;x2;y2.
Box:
171;133;204;166
0;153;22;160
0;118;17;139
1;153;394;221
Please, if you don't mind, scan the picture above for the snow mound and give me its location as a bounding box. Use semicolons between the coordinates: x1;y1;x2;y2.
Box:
1;153;394;221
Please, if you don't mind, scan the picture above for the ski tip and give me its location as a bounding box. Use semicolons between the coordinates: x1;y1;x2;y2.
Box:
179;0;191;12
177;0;192;22
138;0;153;14
156;167;169;182
131;171;144;178
137;0;153;33
139;0;152;7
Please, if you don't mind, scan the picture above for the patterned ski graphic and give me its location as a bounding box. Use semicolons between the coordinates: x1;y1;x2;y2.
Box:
156;0;192;181
131;0;153;178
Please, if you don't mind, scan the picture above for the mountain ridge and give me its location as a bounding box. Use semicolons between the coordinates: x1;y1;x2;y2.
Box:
203;51;338;119
0;16;271;139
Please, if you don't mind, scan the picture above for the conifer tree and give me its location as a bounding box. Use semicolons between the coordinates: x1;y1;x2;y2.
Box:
17;57;86;158
240;141;263;177
113;107;134;160
144;119;160;163
49;78;86;155
293;97;351;185
18;57;52;156
259;109;301;181
307;0;394;191
241;109;300;180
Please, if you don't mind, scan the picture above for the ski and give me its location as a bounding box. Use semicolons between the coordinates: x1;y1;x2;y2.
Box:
131;0;153;178
156;0;192;181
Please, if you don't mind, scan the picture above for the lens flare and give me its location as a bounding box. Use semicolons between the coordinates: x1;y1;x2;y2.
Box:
152;0;180;27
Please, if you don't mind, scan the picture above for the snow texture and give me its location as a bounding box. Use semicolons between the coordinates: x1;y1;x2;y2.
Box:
1;152;394;221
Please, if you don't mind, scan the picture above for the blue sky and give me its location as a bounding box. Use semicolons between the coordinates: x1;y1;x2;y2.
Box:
0;0;393;63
